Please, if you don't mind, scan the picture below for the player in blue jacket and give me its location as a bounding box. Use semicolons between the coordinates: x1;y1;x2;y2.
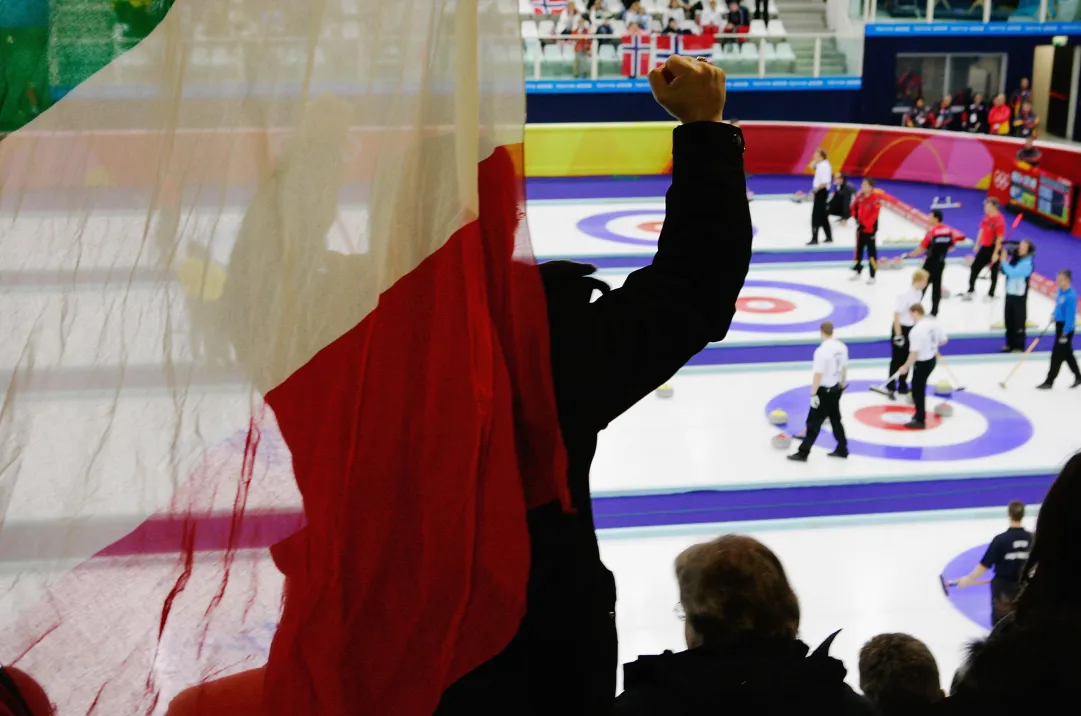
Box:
1000;240;1035;352
1037;269;1080;389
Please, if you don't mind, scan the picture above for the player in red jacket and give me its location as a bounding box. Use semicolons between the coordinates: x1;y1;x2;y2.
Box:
849;178;883;284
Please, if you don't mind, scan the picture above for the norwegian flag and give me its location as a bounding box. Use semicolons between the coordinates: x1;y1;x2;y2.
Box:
621;34;651;78
655;34;715;65
532;0;567;13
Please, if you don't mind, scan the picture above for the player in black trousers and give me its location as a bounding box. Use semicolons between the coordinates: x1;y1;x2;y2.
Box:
951;501;1033;626
903;210;963;316
1001;240;1035;352
1037;269;1080;389
887;268;929;398
899;304;947;429
788;321;848;462
807;149;833;245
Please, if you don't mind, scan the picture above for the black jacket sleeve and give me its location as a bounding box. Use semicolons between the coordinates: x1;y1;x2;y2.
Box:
554;122;752;433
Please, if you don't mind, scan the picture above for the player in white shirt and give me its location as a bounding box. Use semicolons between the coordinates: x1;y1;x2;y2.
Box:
887;268;930;399
808;148;833;245
899;303;949;429
788;321;849;462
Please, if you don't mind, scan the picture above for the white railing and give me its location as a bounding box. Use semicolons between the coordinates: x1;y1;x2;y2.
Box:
524;31;862;81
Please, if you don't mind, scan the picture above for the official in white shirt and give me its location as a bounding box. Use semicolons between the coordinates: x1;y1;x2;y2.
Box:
900;303;949;429
788;321;849;462
808;148;833;245
887;268;930;398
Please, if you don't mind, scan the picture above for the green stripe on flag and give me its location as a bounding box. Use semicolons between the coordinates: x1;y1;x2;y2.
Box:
0;0;173;133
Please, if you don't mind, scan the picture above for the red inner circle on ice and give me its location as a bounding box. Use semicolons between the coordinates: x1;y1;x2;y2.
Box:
854;405;943;431
736;296;797;314
637;220;665;233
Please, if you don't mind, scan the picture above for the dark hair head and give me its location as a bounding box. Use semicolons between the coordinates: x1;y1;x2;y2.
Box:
676;535;800;647
1060;269;1073;282
864;177;876;188
820;321;834;337
1015;452;1081;617
910;303;926;316
931;210;944;222
985;197;999;208
1009;501;1025;522
859;633;943;716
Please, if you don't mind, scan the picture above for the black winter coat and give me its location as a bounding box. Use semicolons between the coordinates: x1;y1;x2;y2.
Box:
436;122;753;715
616;635;880;716
944;608;1081;715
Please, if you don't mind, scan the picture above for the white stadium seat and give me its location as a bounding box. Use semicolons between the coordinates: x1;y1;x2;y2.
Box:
521;20;539;38
750;19;767;35
777;42;796;60
768;20;786;36
538;19;556;36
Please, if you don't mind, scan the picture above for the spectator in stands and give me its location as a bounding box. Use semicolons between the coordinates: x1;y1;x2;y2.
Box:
933;94;957;130
1012;100;1039;138
754;0;770;26
662;17;692;33
859;634;945;716
572;16;594;78
903;97;933;129
699;0;725;33
988;93;1012;135
947;452;1081;715
1009;76;1032;116
592;0;625;18
614;535;878;715
1016;136;1042;167
624;2;652;30
723;0;750;44
558;2;585;34
663;0;687;27
963;92;987;133
827;173;854;225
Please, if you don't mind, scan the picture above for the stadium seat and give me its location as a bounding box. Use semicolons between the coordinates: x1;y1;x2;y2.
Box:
542;42;569;77
609;20;627;34
519;0;534;15
750;19;767;35
538;19;556;36
776;42;796;61
767;19;786;35
598;43;620;77
522;20;538;38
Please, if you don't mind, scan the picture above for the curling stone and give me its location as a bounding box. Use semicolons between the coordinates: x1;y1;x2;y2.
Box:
934;402;954;418
656;384;674;399
768;409;788;426
771;433;793;450
933;380;952;397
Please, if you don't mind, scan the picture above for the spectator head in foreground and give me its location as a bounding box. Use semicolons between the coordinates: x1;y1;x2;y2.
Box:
859;633;944;716
615;535;879;714
1016;452;1081;616
676;534;799;648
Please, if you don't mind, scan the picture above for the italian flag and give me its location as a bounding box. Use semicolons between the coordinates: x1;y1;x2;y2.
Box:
0;1;566;714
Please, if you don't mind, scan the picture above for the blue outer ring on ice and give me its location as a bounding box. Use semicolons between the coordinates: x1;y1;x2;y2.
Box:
731;280;869;332
577;209;757;246
765;381;1033;461
942;543;994;630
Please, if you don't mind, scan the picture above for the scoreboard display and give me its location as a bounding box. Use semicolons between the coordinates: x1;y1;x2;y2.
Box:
1008;163;1076;228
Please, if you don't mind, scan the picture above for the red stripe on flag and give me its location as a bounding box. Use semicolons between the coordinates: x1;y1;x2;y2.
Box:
254;144;567;714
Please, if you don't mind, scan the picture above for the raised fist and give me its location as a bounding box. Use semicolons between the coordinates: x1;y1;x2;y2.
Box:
648;55;726;125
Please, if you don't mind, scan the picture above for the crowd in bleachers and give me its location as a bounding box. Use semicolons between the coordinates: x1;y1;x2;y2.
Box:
901;77;1041;141
522;0;796;78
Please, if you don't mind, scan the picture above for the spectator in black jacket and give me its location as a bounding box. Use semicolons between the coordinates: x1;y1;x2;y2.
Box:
904;97;933;129
828;173;854;225
934;95;957;130
436;56;753;716
963;93;987;133
947;452;1081;715
859;633;945;716
615;535;877;716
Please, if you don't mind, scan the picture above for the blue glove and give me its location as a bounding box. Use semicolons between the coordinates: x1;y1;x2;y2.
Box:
810;395;821;409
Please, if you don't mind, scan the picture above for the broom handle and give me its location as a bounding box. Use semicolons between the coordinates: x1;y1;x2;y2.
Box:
1000;323;1052;386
